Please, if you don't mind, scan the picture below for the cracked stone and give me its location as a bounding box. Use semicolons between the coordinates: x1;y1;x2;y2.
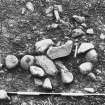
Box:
35;55;58;76
47;40;73;59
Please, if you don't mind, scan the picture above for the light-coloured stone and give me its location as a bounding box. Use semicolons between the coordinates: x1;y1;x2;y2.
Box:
54;5;63;12
84;87;95;93
5;55;18;69
88;72;96;81
20;55;34;70
30;66;45;77
35;55;58;76
0;90;10;100
79;62;93;74
35;39;54;53
78;43;94;54
43;78;52;90
72;28;85;38
86;28;94;34
81;23;87;28
26;2;34;12
47;40;73;59
72;15;85;23
85;49;98;62
55;61;73;84
34;78;43;86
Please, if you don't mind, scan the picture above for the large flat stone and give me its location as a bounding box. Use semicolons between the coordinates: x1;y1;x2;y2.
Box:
47;40;73;59
35;55;58;76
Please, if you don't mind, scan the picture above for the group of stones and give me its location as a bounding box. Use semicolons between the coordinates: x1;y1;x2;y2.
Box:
3;2;98;92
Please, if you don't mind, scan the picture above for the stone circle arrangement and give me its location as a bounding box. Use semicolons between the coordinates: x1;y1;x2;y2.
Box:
1;3;98;92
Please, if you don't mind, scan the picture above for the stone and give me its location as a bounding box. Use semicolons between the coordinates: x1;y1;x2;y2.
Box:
0;90;10;100
35;55;58;76
78;43;94;54
81;23;87;28
84;88;95;93
72;28;85;38
34;78;43;86
72;15;85;23
85;49;98;62
100;33;105;39
86;28;94;34
20;55;34;70
5;55;18;69
55;61;73;84
45;6;53;14
35;39;54;53
88;72;96;81
47;40;73;59
43;78;52;90
79;62;93;74
30;66;45;77
26;2;34;12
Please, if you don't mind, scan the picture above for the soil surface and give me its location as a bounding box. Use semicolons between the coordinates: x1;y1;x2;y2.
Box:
0;0;105;94
2;95;105;105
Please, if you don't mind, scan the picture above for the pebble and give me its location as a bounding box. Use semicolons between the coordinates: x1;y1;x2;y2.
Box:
26;2;34;12
34;78;43;86
20;55;34;70
55;61;73;84
78;43;94;54
30;66;45;77
85;49;98;62
79;62;93;74
35;39;54;53
88;72;96;81
100;33;105;39
47;40;73;59
86;28;94;35
0;90;10;100
72;28;85;38
45;6;53;14
72;15;85;23
84;87;95;93
43;78;52;90
35;55;58;76
5;55;19;69
81;23;87;28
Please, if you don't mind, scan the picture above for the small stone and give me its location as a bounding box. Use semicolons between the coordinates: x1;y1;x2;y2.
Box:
43;78;52;90
86;28;94;35
26;2;34;12
100;33;105;39
72;28;85;38
34;78;43;86
85;49;98;62
20;55;34;70
84;88;95;93
30;66;45;77
81;23;87;28
35;39;54;53
88;72;96;81
55;61;73;84
35;55;58;76
79;62;93;74
47;23;59;30
0;90;10;100
47;40;73;59
72;15;85;23
5;55;18;69
78;43;94;54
